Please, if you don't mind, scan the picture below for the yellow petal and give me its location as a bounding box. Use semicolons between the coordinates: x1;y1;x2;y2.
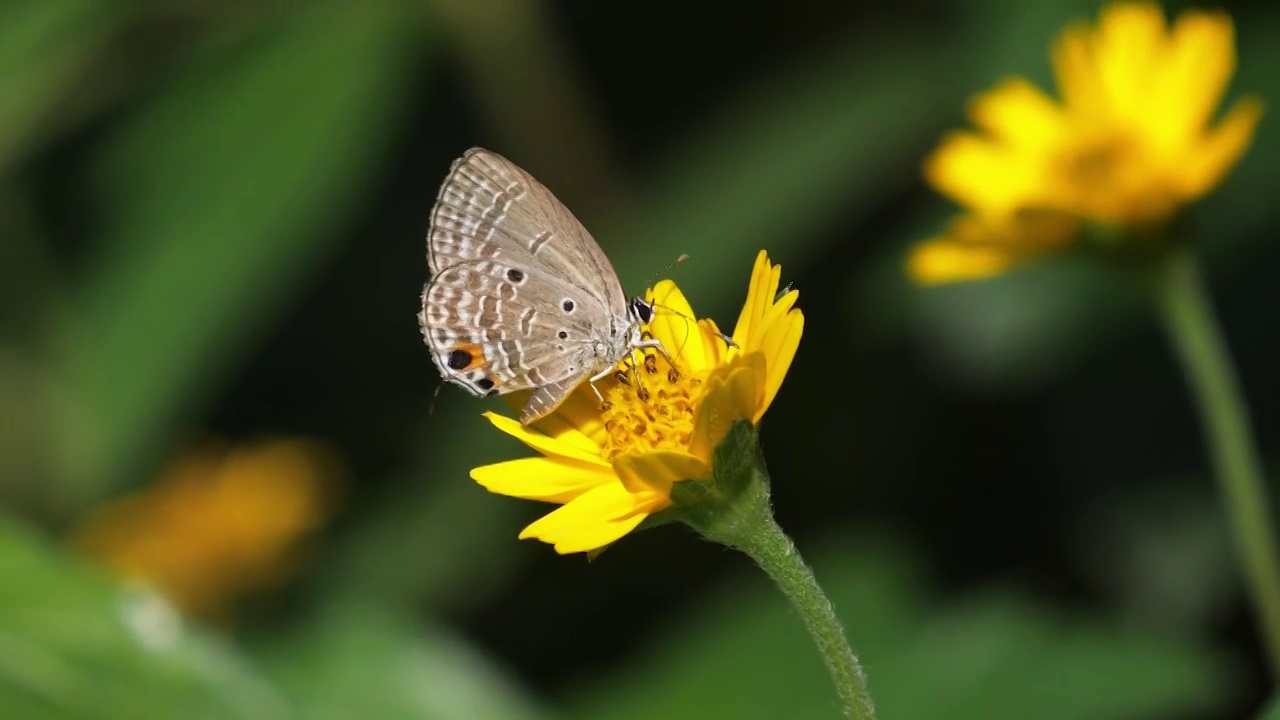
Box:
1053;23;1103;117
528;385;611;449
470;456;614;503
696;317;730;367
612;450;709;495
517;482;666;554
690;356;765;463
754;308;803;420
648;280;712;371
1094;2;1169;121
1152;9;1237;153
481;412;609;467
1178;95;1264;199
498;390;608;451
968;77;1068;153
924;131;1047;214
907;236;1022;285
732;250;779;348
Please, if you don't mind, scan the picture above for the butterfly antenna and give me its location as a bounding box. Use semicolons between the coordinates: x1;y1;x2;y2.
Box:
642;253;690;290
650;301;739;350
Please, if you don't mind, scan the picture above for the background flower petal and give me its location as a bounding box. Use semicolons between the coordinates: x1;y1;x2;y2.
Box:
1053;23;1103;117
968;77;1069;153
907;236;1022;284
924;131;1047;214
1154;9;1236;152
1180;96;1265;198
517;483;665;554
1094;1;1168;121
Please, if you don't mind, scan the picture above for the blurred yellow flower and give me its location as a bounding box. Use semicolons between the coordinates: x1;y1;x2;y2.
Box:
73;438;339;619
910;1;1263;283
471;250;803;554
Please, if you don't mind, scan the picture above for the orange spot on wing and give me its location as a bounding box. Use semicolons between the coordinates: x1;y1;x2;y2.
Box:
452;342;488;371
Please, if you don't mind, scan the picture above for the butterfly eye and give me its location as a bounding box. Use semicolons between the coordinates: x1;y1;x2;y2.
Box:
628;298;653;324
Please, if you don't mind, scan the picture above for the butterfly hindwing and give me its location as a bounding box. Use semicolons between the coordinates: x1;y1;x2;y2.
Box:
419;259;602;397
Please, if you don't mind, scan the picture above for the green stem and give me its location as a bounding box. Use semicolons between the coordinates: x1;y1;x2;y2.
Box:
1146;247;1280;677
683;468;876;719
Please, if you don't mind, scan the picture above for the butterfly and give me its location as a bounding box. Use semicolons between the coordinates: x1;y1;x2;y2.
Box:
418;147;670;425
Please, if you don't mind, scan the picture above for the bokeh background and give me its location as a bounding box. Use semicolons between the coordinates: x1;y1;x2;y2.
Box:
3;0;1279;718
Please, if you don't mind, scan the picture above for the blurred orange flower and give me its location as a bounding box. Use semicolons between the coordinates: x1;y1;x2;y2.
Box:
72;438;340;620
909;1;1263;283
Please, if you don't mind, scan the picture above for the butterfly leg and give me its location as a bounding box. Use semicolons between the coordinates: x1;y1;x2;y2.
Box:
633;337;681;384
627;346;650;399
587;365;617;409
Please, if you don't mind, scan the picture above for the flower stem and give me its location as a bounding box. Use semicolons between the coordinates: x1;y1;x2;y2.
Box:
1146;246;1280;677
681;453;876;720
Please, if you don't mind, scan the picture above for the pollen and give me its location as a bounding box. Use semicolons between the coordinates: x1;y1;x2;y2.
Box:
599;351;703;462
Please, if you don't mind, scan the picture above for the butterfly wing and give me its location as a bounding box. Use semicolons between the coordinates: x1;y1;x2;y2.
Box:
426;148;627;313
420;148;627;414
420;259;600;398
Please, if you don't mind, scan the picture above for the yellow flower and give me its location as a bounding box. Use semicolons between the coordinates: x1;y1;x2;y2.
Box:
470;250;803;554
72;438;339;619
909;1;1264;284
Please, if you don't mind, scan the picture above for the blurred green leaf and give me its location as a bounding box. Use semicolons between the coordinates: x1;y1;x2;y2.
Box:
0;516;288;720
0;0;119;173
54;2;424;503
566;532;1237;720
1259;692;1280;720
255;600;550;720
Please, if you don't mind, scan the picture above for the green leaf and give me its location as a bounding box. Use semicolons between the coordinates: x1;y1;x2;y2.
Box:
254;600;550;720
0;0;121;173
565;533;1238;720
0;516;288;720
53;3;424;502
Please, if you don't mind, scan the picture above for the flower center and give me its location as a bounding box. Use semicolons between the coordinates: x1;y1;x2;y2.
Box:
599;347;703;462
1059;131;1176;223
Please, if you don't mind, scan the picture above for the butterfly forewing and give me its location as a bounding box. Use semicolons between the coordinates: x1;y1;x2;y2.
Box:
428;148;627;312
